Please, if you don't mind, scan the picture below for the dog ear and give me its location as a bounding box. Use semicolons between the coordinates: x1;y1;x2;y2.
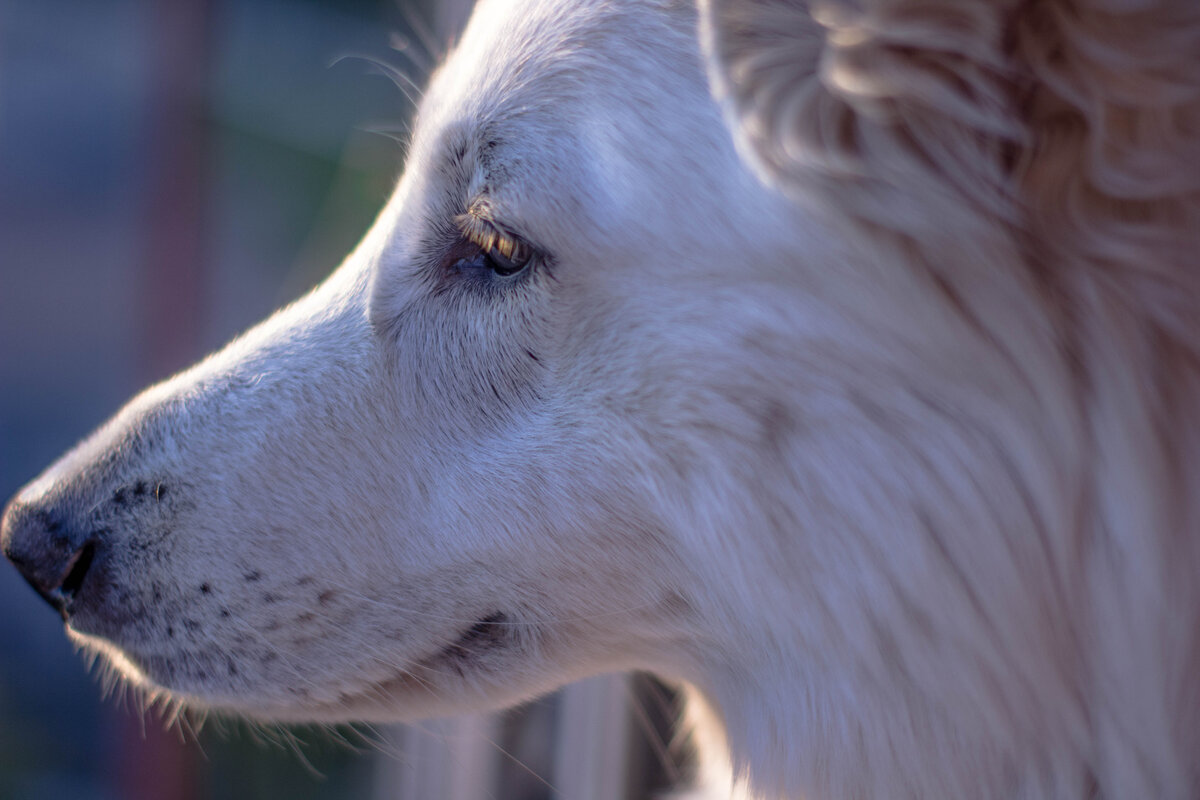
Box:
700;2;1200;259
1013;0;1200;340
697;0;1024;234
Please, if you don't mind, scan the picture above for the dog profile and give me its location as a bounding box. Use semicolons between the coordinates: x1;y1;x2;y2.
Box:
4;1;1199;798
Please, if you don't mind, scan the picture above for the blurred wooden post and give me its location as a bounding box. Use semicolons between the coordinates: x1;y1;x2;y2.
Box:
139;0;212;379
115;0;213;798
554;675;633;800
374;715;502;800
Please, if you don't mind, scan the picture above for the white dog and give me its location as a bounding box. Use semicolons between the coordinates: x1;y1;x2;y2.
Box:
4;0;1199;798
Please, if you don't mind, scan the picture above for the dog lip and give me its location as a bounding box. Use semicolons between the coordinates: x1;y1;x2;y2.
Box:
432;611;510;664
456;612;509;648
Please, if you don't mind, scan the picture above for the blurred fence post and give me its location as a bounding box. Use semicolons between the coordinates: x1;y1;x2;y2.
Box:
139;0;213;378
554;675;634;800
374;715;503;800
116;0;214;797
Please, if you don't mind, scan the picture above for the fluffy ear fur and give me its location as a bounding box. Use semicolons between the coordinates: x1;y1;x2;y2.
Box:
1013;0;1200;341
698;0;1200;321
698;0;1025;236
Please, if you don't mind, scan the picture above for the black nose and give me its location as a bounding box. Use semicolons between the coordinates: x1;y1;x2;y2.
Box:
1;500;99;618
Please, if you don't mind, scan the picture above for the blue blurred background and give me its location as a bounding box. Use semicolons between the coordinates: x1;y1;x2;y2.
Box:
0;0;426;796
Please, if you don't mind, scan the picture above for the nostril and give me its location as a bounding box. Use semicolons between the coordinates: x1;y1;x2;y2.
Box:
2;500;103;616
59;539;97;598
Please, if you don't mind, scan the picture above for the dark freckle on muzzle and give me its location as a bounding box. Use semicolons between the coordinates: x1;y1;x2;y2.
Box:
112;481;170;508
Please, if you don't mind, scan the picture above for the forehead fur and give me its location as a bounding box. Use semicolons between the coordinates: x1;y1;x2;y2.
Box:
430;0;699;121
405;0;758;254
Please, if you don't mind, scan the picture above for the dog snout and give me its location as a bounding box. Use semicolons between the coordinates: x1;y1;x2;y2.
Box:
2;500;102;618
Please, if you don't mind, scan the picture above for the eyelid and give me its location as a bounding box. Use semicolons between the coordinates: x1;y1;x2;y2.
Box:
453;207;529;260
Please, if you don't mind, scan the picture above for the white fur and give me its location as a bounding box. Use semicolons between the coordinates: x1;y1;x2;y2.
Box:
6;0;1200;797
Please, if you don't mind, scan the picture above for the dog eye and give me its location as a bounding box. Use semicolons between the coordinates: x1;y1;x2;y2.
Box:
443;236;534;280
452;211;535;279
483;238;532;277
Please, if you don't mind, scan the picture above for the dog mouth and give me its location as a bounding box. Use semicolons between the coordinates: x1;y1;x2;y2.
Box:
425;611;511;672
268;610;524;721
101;610;524;725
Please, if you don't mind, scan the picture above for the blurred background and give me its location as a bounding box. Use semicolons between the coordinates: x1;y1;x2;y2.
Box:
0;0;680;797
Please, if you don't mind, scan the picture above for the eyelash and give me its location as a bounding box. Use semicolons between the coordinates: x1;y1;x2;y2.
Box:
453;211;534;278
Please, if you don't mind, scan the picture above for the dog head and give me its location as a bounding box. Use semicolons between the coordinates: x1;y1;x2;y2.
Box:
1;0;806;722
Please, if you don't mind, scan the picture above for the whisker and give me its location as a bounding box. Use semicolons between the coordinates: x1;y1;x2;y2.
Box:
360;120;414;156
485;736;561;797
398;3;444;66
388;31;433;76
331;53;424;107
